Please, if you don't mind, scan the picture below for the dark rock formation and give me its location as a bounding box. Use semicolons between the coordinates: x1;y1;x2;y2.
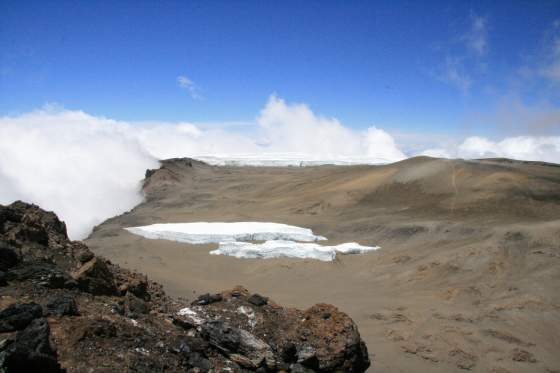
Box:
247;293;268;307
71;257;117;295
46;294;79;317
1;318;64;373
192;292;223;306
0;201;370;372
0;242;19;271
0;303;43;332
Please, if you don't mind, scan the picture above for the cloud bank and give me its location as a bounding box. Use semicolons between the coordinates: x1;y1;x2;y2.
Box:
0;95;559;239
421;136;560;163
0;96;405;239
0;108;159;239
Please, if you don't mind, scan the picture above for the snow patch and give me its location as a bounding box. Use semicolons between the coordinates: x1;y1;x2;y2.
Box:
211;240;379;261
177;307;205;325
125;222;326;244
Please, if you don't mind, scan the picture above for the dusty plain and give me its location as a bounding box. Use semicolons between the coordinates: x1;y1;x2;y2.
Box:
86;156;560;372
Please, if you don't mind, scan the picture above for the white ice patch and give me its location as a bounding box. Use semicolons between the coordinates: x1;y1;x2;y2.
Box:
125;222;327;244
177;307;205;325
211;240;379;262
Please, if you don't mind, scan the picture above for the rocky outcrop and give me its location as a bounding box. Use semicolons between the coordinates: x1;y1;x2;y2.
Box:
0;201;370;372
71;257;117;295
179;288;371;372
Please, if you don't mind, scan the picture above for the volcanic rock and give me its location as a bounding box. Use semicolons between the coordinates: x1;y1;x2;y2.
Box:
0;303;43;333
71;257;116;295
247;293;268;307
0;242;19;271
0;201;371;372
1;318;63;373
46;294;79;317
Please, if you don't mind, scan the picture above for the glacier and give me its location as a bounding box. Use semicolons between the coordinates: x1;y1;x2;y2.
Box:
191;153;392;167
125;222;327;244
125;222;379;261
210;240;380;261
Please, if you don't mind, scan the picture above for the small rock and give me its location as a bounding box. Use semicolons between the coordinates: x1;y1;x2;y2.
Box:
512;348;537;363
111;301;125;315
0;242;19;271
125;293;149;317
46;294;79;317
0;303;43;333
229;353;258;369
297;345;319;370
281;342;297;363
123;277;150;300
192;293;223;306
248;294;268;307
75;248;94;264
71;257;117;295
200;320;240;353
188;352;211;372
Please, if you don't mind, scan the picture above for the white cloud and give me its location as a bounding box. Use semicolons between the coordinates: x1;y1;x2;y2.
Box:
436;13;488;94
255;95;406;162
540;21;560;82
177;75;202;99
458;136;560;162
0;108;159;239
420;135;560;163
465;15;488;56
1;95;558;240
0;96;406;238
440;56;472;94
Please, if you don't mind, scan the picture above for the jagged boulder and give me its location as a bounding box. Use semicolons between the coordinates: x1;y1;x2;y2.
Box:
123;292;149;318
71;257;116;295
187;287;371;371
1;318;64;373
297;303;370;372
0;201;66;248
0;303;43;333
201;320;274;369
118;275;150;300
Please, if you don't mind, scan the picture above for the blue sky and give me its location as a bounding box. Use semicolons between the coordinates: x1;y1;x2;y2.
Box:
1;0;559;146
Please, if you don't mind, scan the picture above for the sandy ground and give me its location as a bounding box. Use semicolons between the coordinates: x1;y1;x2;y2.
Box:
86;156;560;372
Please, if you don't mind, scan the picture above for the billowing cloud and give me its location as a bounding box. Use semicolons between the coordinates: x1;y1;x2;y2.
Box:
0;108;159;239
458;136;560;162
255;96;405;162
1;95;558;239
0;96;405;238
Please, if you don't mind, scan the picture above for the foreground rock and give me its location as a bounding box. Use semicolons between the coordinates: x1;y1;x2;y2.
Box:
0;201;370;372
